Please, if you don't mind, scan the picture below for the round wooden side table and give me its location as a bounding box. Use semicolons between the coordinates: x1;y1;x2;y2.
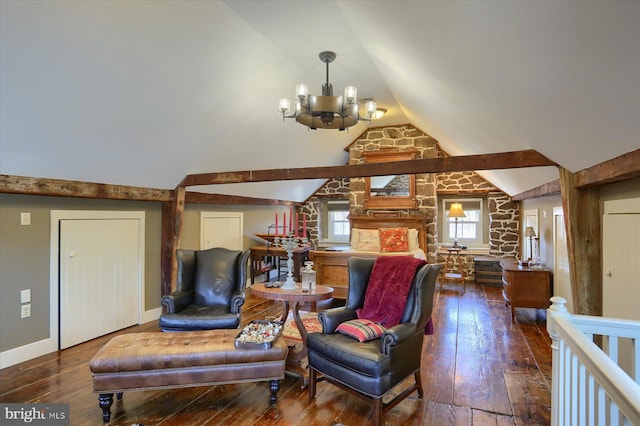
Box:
250;283;333;387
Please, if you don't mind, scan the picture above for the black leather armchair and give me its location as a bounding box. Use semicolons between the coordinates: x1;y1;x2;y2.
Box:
159;247;250;332
307;257;441;426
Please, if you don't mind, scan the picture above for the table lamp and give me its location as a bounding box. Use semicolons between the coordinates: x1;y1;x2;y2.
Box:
525;226;536;261
448;203;466;248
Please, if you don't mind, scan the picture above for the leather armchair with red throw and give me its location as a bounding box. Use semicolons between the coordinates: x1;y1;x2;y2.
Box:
307;256;440;426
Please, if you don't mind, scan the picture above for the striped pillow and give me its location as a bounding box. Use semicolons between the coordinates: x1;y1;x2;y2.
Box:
336;319;386;342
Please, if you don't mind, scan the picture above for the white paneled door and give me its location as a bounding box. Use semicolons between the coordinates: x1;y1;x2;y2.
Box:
603;197;640;378
603;197;640;321
59;218;141;349
553;206;572;313
200;211;244;250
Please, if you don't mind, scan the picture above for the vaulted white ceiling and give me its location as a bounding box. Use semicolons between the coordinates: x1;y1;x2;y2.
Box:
1;1;638;201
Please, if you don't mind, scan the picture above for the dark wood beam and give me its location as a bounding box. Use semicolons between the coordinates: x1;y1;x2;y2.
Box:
0;174;305;206
511;148;640;200
160;201;175;299
168;186;186;294
181;150;556;186
511;179;561;201
575;148;640;188
559;167;602;316
185;191;299;206
0;174;172;201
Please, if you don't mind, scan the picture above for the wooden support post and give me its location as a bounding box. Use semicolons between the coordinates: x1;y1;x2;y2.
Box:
160;186;186;298
160;202;174;299
559;167;602;316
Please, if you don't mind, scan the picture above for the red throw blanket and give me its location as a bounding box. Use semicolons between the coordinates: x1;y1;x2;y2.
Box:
357;256;427;328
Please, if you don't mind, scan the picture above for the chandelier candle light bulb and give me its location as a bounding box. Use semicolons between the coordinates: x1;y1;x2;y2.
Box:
279;98;291;116
344;86;357;104
366;100;377;118
296;84;308;98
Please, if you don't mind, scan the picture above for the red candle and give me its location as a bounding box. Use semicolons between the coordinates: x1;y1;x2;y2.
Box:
275;213;278;237
295;213;299;237
303;213;306;236
289;207;293;232
283;212;287;236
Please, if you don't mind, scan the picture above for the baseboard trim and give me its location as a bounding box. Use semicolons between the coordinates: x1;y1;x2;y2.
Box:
141;307;161;324
0;337;57;370
1;308;162;370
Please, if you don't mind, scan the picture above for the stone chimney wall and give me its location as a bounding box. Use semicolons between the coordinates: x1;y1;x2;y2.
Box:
301;124;520;270
348;125;439;262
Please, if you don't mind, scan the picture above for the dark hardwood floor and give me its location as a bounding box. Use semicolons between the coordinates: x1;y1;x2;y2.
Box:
0;280;552;425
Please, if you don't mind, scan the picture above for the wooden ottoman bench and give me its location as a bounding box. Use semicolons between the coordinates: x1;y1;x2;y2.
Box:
89;329;287;422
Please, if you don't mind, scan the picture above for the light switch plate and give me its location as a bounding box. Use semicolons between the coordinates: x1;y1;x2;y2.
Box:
21;304;31;319
21;212;31;225
21;289;31;304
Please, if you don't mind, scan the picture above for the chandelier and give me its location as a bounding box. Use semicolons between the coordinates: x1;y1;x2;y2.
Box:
279;51;377;131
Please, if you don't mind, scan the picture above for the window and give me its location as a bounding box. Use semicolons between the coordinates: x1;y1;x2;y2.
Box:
329;210;350;240
442;198;484;247
322;200;350;243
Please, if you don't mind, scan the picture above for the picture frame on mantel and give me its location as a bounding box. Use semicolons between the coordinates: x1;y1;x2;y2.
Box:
362;149;418;210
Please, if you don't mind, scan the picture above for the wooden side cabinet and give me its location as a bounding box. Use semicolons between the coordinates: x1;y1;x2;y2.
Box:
500;258;552;322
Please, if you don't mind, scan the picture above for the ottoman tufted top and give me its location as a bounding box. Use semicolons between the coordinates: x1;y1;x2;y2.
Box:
90;329;287;373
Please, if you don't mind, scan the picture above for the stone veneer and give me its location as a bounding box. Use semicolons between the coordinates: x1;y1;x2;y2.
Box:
300;177;350;248
434;169;519;276
436;170;498;192
300;124;520;276
488;192;520;255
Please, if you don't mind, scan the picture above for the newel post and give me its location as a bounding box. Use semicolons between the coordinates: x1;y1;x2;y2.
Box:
547;296;569;426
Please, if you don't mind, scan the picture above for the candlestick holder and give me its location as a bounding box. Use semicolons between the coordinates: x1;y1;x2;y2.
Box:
274;232;308;290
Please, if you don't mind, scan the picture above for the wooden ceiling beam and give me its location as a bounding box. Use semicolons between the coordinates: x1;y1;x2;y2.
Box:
184;191;299;206
511;148;640;200
180;149;556;186
0;174;172;201
575;148;640;188
511;179;561;201
0;175;301;205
